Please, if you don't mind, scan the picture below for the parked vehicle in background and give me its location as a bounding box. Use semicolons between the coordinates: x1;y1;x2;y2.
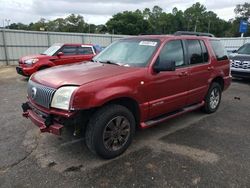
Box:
229;43;250;79
16;43;101;76
22;32;231;159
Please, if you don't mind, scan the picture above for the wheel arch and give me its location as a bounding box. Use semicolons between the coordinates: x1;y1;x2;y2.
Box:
102;97;141;128
211;76;224;90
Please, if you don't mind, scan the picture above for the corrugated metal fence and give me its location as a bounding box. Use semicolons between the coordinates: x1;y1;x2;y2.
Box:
1;29;250;66
0;29;128;66
220;37;250;50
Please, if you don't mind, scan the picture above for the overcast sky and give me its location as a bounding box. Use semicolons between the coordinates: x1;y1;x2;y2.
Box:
0;0;247;26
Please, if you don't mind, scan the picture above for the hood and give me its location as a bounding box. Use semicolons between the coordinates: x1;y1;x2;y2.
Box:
230;53;250;61
31;62;140;88
20;54;49;62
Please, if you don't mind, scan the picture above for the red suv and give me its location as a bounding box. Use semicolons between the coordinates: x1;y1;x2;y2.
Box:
16;43;100;76
22;32;231;159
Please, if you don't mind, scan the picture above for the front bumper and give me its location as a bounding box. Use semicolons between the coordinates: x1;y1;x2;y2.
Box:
16;66;36;76
231;68;250;78
16;66;28;76
22;102;76;135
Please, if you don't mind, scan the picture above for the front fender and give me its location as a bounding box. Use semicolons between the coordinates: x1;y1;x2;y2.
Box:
72;86;139;110
91;86;139;106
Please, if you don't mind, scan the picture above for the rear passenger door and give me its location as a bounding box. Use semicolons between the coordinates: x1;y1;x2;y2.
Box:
76;46;96;62
185;39;211;105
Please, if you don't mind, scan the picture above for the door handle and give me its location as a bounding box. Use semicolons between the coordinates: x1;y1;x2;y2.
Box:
207;66;214;71
178;71;188;77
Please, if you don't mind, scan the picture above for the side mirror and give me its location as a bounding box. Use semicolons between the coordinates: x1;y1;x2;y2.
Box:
57;52;64;57
154;60;176;73
232;50;237;53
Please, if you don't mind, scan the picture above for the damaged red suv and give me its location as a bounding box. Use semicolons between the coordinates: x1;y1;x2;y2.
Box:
16;43;101;76
22;32;231;159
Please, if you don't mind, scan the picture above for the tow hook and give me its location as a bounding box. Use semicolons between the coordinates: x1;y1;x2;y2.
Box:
22;102;30;118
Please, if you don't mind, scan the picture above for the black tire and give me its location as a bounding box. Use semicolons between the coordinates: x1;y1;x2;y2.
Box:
202;82;222;114
85;104;136;159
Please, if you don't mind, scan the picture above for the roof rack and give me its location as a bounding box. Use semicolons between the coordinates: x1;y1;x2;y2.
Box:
174;31;215;37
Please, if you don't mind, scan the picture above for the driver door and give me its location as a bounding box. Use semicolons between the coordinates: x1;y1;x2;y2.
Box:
54;45;78;65
147;40;189;119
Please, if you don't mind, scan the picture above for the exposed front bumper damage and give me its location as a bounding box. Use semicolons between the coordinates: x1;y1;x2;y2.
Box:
22;102;76;136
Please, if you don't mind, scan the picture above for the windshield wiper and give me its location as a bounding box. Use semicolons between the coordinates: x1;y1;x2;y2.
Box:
99;60;120;66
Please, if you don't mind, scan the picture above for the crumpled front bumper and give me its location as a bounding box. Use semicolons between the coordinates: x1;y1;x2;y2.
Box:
22;102;75;136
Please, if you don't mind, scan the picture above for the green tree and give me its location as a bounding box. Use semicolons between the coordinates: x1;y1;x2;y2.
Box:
106;10;150;35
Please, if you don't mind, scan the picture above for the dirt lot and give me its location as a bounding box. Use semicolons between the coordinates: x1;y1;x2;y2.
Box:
0;66;250;188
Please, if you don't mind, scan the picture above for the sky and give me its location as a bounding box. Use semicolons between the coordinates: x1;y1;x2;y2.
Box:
0;0;247;27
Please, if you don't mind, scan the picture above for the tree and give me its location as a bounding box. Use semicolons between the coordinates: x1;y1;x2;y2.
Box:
235;3;250;18
106;10;151;35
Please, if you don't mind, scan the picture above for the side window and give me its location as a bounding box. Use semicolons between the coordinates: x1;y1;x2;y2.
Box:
200;41;209;62
210;40;228;61
61;46;78;55
187;40;203;65
79;47;94;55
159;40;184;67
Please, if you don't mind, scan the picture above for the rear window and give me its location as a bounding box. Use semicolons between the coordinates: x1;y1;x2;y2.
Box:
210;40;228;61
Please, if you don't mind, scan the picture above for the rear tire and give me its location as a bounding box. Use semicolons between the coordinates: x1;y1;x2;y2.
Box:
85;104;135;159
202;82;222;114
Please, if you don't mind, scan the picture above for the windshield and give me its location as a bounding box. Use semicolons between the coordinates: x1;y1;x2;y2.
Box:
41;44;62;56
237;43;250;55
93;39;159;67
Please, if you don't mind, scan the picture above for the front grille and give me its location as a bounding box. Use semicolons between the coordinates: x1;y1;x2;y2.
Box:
27;80;56;108
231;60;250;69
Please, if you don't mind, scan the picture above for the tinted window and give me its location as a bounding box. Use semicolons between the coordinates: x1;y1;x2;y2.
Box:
210;40;228;61
79;47;94;55
187;40;203;65
237;43;250;55
61;46;77;55
200;41;209;62
159;40;184;67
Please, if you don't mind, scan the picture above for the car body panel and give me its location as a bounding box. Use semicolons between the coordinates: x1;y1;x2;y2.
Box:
23;35;231;134
16;44;98;76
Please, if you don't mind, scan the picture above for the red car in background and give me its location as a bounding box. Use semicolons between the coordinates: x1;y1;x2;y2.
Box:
16;43;101;76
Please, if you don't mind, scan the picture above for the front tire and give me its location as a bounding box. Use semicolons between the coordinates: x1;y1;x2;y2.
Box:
203;82;222;114
85;104;135;159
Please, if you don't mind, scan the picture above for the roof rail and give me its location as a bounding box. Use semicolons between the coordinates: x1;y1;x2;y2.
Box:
174;31;215;37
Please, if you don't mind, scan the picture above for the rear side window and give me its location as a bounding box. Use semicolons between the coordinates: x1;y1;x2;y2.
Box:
210;40;228;61
79;47;94;55
187;40;203;65
61;46;78;55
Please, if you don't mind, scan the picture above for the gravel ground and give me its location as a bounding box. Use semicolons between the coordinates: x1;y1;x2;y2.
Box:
0;66;250;188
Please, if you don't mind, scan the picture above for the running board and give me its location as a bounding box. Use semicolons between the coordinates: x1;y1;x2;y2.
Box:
140;101;205;128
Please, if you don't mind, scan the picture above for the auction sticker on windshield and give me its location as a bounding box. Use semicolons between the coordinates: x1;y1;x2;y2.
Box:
139;41;157;46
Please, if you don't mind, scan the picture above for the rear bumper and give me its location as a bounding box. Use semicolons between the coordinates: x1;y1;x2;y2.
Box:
22;102;75;136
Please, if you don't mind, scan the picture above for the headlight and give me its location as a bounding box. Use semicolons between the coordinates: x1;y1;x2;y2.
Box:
51;86;78;110
24;58;39;65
